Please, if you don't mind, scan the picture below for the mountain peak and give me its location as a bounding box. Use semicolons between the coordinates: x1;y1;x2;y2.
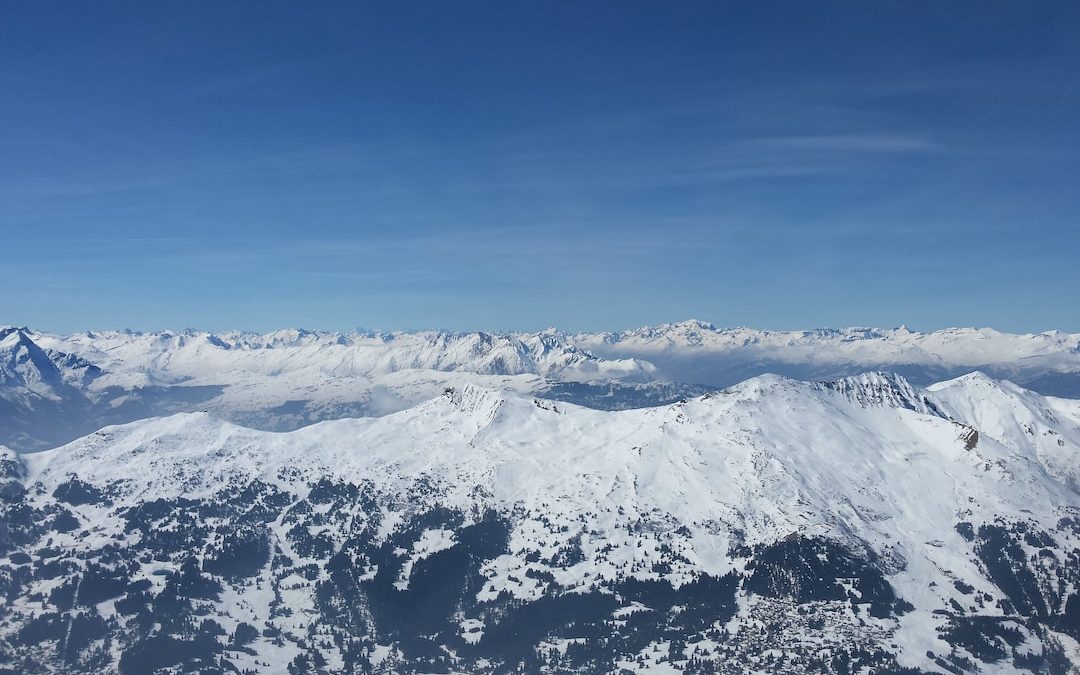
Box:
927;370;1000;392
817;371;946;417
673;318;717;331
926;372;1080;490
0;327;65;392
440;383;506;420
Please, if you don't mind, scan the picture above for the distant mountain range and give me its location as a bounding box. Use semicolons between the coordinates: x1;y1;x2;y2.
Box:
572;320;1080;396
3;322;1080;452
0;370;1077;673
0;325;673;452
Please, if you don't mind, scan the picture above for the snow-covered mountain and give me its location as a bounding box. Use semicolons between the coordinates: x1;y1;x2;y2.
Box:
928;372;1080;492
0;328;101;451
5;322;1080;454
0;327;98;400
34;327;657;384
2;327;682;452
574;320;1080;396
0;374;1077;673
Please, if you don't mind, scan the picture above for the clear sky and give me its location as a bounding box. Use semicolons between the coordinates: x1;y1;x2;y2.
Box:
2;2;1078;334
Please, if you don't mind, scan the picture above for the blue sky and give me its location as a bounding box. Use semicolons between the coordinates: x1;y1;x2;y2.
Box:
2;2;1078;333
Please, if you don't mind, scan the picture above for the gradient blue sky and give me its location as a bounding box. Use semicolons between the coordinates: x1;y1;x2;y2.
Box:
2;2;1078;333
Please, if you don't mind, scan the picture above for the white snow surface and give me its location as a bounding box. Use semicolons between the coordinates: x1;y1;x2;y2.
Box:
10;370;1080;673
928;371;1080;490
24;375;1079;600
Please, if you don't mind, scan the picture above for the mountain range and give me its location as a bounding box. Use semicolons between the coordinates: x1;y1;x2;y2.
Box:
573;321;1080;397
4;322;1080;452
0;323;1078;673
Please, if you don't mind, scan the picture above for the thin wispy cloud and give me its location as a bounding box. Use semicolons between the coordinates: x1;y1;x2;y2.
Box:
742;134;944;153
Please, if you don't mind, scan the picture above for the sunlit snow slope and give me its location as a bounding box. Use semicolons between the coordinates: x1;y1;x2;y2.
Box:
0;374;1077;674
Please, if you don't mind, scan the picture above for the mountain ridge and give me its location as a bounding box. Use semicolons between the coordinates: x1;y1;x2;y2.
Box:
2;372;1078;673
5;321;1080;453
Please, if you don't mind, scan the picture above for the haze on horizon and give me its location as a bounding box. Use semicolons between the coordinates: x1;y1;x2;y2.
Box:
1;2;1078;334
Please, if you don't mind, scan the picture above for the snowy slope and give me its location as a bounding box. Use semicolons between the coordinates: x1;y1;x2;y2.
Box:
2;375;1078;673
26;377;1074;564
928;372;1080;491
